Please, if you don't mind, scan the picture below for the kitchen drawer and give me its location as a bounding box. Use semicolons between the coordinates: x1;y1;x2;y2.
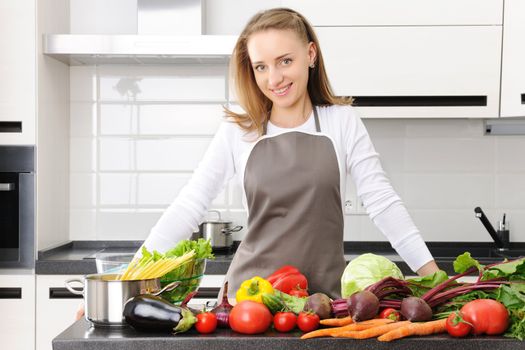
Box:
36;275;84;350
283;0;502;26
317;25;501;118
0;274;35;350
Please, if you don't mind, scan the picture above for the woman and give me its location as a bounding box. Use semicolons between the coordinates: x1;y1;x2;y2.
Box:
140;8;439;299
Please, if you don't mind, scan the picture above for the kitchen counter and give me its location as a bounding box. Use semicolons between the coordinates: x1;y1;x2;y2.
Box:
37;240;520;276
53;319;520;350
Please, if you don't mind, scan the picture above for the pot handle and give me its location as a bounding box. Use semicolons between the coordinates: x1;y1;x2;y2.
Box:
221;225;243;235
64;278;84;296
152;281;181;296
207;210;222;221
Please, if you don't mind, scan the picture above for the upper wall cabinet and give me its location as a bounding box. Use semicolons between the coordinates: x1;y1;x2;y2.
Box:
316;26;502;118
500;0;525;118
284;0;503;118
0;0;36;144
282;0;503;26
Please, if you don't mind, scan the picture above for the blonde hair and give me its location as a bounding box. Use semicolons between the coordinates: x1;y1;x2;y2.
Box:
224;7;352;136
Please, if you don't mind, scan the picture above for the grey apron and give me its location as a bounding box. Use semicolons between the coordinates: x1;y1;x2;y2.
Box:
224;107;346;299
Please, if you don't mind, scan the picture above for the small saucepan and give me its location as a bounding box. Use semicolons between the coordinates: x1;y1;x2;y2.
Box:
65;274;179;327
193;210;242;250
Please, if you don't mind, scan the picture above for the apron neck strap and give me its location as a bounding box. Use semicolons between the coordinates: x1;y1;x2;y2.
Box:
263;106;321;135
313;106;321;132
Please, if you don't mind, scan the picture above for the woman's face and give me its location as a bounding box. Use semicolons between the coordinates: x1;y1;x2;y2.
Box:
247;29;316;113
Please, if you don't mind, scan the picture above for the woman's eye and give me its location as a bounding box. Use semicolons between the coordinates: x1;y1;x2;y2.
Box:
255;65;266;72
282;58;292;65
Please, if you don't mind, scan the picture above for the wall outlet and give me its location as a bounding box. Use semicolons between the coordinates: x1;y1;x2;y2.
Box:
344;199;355;215
344;197;367;216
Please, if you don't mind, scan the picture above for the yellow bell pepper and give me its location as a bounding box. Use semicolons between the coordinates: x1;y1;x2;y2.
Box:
235;276;274;304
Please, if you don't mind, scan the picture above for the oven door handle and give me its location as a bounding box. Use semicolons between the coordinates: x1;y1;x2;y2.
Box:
0;183;15;191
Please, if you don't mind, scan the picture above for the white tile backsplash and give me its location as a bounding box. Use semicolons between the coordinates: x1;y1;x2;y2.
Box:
97;65;227;102
70;102;96;137
69;173;96;208
69;65;525;243
403;174;495;209
404;138;495;173
138;104;224;135
99;174;136;206
99;138;134;171
100;104;138;135
496;137;525;172
70;137;96;172
495;174;525;209
136;138;212;171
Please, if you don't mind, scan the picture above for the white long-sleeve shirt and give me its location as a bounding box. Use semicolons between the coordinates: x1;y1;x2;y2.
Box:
142;104;434;272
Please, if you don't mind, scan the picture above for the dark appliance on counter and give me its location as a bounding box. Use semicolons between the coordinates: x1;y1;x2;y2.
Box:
0;146;35;268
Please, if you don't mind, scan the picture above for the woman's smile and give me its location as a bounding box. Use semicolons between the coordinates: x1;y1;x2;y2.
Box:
271;83;293;96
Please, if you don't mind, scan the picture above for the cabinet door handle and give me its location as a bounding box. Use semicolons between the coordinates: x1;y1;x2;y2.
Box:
49;287;84;299
194;287;220;299
0;287;22;299
521;93;524;104
0;183;15;191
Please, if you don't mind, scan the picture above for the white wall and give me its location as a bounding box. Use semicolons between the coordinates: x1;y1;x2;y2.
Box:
68;65;525;244
67;0;525;244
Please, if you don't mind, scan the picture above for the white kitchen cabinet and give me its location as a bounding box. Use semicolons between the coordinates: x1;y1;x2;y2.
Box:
0;274;36;350
36;275;83;350
316;26;502;118
283;0;502;26
0;0;36;144
191;274;225;306
500;0;525;118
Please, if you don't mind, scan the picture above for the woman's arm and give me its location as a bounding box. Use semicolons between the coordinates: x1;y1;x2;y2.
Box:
344;108;436;273
141;121;237;253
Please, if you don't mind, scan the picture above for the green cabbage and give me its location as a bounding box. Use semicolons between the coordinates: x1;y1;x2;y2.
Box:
341;253;404;298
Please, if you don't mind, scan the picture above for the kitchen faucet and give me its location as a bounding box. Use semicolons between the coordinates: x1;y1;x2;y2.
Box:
474;207;510;250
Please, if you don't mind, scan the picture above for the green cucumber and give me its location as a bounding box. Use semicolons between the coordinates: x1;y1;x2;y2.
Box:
262;290;307;315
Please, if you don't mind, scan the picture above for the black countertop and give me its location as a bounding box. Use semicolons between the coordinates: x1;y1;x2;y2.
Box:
36;240;523;276
53;319;521;350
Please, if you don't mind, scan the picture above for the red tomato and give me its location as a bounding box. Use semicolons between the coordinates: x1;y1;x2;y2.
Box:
229;300;273;334
273;312;297;332
445;311;472;338
379;308;401;321
288;287;308;298
297;312;320;332
460;299;509;335
195;312;217;334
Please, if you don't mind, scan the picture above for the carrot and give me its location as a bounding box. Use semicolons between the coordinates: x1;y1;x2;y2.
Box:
320;316;353;326
334;321;411;339
377;319;447;342
300;319;393;340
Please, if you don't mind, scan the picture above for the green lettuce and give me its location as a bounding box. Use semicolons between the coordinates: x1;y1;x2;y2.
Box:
341;253;404;298
406;270;449;297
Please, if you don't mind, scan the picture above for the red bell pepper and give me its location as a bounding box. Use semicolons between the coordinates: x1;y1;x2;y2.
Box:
266;265;308;294
267;265;300;284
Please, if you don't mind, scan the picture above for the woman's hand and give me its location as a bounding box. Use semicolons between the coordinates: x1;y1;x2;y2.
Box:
416;260;440;276
75;302;85;321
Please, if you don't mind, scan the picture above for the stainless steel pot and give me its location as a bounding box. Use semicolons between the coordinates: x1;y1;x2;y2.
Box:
193;210;242;249
65;273;178;327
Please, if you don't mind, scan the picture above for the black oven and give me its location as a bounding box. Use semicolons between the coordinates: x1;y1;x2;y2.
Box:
0;146;34;268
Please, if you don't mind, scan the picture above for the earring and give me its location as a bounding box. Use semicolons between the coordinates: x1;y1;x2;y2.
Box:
309;63;315;69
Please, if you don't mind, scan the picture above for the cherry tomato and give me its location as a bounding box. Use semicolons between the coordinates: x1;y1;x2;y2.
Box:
379;308;401;321
288;287;308;298
229;300;273;334
273;312;297;332
195;312;217;334
460;299;509;335
297;312;320;332
445;311;472;338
